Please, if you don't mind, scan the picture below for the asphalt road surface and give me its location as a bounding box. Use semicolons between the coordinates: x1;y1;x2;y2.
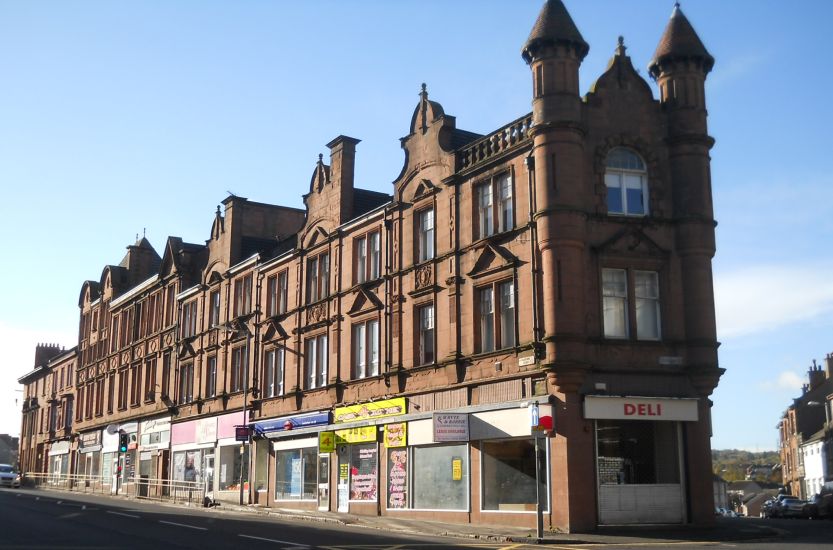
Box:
0;488;509;550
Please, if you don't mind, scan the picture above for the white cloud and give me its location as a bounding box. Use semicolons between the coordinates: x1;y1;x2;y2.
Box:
715;265;833;339
758;370;805;393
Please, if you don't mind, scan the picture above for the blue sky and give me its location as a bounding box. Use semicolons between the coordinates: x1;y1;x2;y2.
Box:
1;0;831;452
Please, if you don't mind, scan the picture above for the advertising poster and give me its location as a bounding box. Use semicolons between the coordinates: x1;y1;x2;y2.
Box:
384;423;407;448
349;444;378;501
387;448;408;509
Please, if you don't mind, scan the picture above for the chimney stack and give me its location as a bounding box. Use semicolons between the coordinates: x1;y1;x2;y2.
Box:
808;359;826;391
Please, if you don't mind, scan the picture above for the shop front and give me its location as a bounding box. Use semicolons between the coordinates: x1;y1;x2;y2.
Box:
170;412;249;504
584;395;699;525
251;411;331;509
138;416;170;497
47;440;71;482
76;430;102;481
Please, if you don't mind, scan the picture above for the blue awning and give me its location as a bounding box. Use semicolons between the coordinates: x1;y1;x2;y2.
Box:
253;411;331;435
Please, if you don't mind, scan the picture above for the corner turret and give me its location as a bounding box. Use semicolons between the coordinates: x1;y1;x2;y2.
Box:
522;0;587;126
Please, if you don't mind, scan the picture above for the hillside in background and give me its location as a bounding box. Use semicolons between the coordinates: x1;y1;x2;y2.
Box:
713;449;782;483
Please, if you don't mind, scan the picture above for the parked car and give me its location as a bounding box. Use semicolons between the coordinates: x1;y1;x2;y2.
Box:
776;497;806;518
765;494;797;518
0;464;20;488
803;491;833;519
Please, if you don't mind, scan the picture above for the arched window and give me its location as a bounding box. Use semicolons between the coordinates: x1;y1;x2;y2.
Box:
605;148;648;216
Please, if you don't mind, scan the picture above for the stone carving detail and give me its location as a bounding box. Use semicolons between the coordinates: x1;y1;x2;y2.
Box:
164;332;174;348
87;366;95;379
110;357;118;370
121;351;130;364
415;265;433;290
135;345;144;359
208;330;218;347
308;303;327;324
149;339;158;353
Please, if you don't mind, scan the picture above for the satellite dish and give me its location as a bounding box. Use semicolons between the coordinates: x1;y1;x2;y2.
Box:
106;424;118;435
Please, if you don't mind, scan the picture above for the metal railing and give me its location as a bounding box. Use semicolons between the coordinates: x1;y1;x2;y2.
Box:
22;472;207;506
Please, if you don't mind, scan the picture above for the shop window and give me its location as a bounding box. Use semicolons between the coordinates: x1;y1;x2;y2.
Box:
478;281;516;353
605;147;648;216
596;420;680;485
387;448;408;509
275;447;317;500
306;253;330;303
254;440;269;493
263;347;284;398
173;450;202;483
349;443;378;502
416;208;434;263
305;334;328;390
218;445;249;491
417;304;435;366
352;319;380;379
481;439;545;511
412;444;468;510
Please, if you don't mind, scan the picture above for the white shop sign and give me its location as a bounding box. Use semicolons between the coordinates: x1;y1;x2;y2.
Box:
432;412;469;442
584;396;698;422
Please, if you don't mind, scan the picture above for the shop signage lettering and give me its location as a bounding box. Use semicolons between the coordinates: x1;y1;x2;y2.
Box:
583;396;699;422
433;413;469;442
339;463;349;480
624;403;662;417
334;397;407;423
335;426;377;444
80;431;101;447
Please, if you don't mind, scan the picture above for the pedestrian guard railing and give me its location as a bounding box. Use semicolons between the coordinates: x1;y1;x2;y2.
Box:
22;472;207;506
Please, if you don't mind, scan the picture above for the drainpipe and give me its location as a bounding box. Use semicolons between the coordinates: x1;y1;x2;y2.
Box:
525;155;542;350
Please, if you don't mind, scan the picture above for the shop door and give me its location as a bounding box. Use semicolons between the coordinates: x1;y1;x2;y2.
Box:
204;453;215;499
318;454;330;511
337;447;349;513
595;420;685;524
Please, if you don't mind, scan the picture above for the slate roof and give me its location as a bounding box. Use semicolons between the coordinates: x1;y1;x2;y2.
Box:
521;0;588;63
353;189;392;218
649;4;714;73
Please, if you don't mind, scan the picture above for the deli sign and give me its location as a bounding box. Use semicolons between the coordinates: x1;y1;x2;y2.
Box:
584;396;698;422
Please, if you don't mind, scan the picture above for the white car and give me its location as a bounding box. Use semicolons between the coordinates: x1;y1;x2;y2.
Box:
0;464;20;488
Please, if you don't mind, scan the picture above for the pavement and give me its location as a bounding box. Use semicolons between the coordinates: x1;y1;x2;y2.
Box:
209;501;784;546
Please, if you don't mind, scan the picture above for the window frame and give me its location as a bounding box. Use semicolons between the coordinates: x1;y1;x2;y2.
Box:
604;147;649;217
263;347;285;398
352;318;380;379
178;362;194;404
181;300;198;339
230;345;248;393
306;253;330;303
416;208;435;264
304;333;328;390
601;267;662;342
476;280;516;353
475;172;514;240
355;230;382;284
416;303;435;366
205;355;217;398
233;275;253;318
209;289;221;328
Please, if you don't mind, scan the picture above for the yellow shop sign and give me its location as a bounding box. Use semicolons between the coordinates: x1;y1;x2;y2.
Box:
333;397;407;423
335;426;377;444
319;431;335;453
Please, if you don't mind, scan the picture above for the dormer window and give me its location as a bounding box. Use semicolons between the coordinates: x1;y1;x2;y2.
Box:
605;148;648;216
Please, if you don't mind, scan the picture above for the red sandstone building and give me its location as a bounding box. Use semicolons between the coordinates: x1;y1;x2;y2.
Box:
19;1;722;532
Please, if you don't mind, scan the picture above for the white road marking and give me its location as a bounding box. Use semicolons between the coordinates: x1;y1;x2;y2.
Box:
239;533;310;547
159;520;207;530
107;510;140;519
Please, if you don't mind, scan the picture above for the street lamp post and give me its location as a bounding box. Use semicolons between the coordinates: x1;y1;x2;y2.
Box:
214;320;252;506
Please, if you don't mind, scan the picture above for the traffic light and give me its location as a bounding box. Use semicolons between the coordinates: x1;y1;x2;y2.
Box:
119;433;129;453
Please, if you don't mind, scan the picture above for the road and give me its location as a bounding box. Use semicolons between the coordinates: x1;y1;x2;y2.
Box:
2;488;833;550
0;488;508;550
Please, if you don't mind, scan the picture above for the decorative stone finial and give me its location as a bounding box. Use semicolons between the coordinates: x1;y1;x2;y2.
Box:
616;35;627;56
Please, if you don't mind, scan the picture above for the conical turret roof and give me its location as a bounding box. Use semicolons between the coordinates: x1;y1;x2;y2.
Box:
522;0;588;64
649;3;714;75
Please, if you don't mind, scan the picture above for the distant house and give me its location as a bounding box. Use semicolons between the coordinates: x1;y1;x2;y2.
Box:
0;434;19;465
